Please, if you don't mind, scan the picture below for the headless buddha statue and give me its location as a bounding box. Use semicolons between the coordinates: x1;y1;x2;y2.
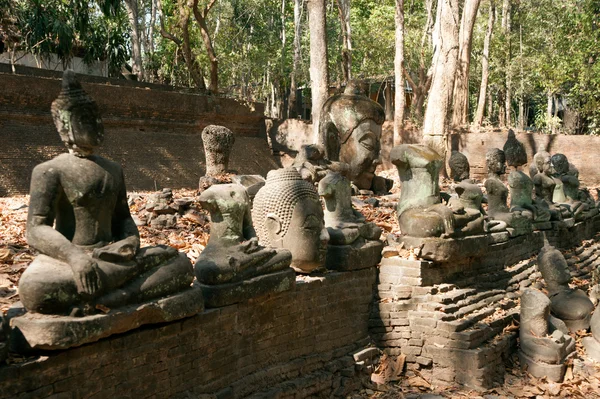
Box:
18;71;194;316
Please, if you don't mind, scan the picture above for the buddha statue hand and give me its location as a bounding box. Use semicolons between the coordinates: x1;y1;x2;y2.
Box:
237;237;262;254
93;236;140;263
70;253;103;298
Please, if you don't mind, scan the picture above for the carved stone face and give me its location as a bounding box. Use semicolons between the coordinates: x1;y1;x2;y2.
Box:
267;197;329;273
551;154;569;175
68;105;104;153
542;155;555;176
486;149;506;176
339;119;382;189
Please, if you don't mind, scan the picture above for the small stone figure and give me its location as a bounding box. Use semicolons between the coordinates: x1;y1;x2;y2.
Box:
318;82;389;193
519;288;575;382
537;239;594;331
448;151;470;183
551;153;592;220
318;172;383;271
292;144;349;184
202;125;235;177
582;307;600;362
194;184;295;307
13;71;202;350
252;168;330;273
532;151;571;220
484;148;532;236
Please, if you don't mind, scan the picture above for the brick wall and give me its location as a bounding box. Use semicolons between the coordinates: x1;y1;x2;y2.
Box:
0;71;279;196
0;268;376;399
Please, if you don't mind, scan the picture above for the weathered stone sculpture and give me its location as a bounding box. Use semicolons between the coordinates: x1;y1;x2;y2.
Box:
13;70;202;350
448;151;470;183
292;144;349;184
318;172;383;271
503;129;528;169
537;239;594;331
194;184;295;307
551;153;593;220
252;168;330;273
582;308;600;362
318;82;388;192
532;151;572;220
484;148;532;236
202;125;235;177
519;288;575;381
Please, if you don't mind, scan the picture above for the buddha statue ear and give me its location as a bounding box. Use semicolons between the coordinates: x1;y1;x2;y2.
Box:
265;213;284;246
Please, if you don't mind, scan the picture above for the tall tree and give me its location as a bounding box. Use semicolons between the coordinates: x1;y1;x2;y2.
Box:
192;0;218;93
451;0;481;127
336;0;352;84
308;0;329;142
501;0;511;126
288;0;304;118
393;0;405;145
123;0;145;80
474;0;495;127
422;0;459;158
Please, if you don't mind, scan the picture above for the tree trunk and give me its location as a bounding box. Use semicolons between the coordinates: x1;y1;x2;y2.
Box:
475;0;495;127
451;0;481;128
394;0;405;145
192;0;218;93
308;0;329;143
384;81;393;121
337;0;352;84
123;0;144;81
288;0;304;118
518;24;524;130
503;0;511;127
422;0;459;157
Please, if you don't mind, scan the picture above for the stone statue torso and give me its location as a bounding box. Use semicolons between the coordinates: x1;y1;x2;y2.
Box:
485;177;510;216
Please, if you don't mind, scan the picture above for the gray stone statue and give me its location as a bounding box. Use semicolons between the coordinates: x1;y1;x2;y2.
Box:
448;151;470;183
317;172;383;270
503;129;528;169
194;184;295;307
532;151;571;220
318;82;389;193
252;168;330;273
537;239;594;331
202;125;235;177
551;153;592;220
484;148;532;236
519;288;575;382
13;71;202;350
583;308;600;362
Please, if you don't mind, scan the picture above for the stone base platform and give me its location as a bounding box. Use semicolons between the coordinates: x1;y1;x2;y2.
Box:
325;240;384;271
195;268;296;308
9;287;205;351
518;351;567;382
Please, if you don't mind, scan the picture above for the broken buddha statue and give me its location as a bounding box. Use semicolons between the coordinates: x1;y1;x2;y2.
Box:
252;168;330;274
318;82;391;194
532;151;572;220
484;148;532;236
18;70;195;317
194;184;295;307
317;171;383;270
551;153;594;220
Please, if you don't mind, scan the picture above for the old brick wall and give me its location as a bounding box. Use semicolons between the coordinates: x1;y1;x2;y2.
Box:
0;268;376;399
0;70;279;196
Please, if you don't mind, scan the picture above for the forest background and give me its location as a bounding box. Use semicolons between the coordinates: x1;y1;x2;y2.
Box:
1;0;600;144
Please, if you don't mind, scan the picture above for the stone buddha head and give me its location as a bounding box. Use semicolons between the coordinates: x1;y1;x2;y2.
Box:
485;148;507;177
550;153;569;176
448;151;470;182
51;70;104;157
252;168;330;273
319;82;386;190
534;151;554;176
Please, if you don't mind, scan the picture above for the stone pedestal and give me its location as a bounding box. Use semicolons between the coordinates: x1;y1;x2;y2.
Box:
9;287;205;351
325;240;383;271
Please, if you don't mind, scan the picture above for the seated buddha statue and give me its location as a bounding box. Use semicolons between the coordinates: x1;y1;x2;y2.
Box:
194;184;294;306
484;148;532;235
532;152;572;220
18;71;194;316
252;168;330;274
551;153;591;220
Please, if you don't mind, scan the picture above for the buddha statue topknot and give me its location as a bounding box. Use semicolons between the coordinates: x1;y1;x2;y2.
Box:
194;184;295;307
12;70;203;350
252;168;330;273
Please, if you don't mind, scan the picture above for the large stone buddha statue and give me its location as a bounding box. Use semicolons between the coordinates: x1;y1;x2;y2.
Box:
252;168;330;273
532;151;571;220
317;82;389;193
18;71;196;320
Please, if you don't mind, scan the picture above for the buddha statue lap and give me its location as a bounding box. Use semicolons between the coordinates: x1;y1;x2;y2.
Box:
194;184;295;307
12;71;202;350
252;168;330;274
317;172;383;271
519;288;575;382
537;239;594;331
484;148;532;236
